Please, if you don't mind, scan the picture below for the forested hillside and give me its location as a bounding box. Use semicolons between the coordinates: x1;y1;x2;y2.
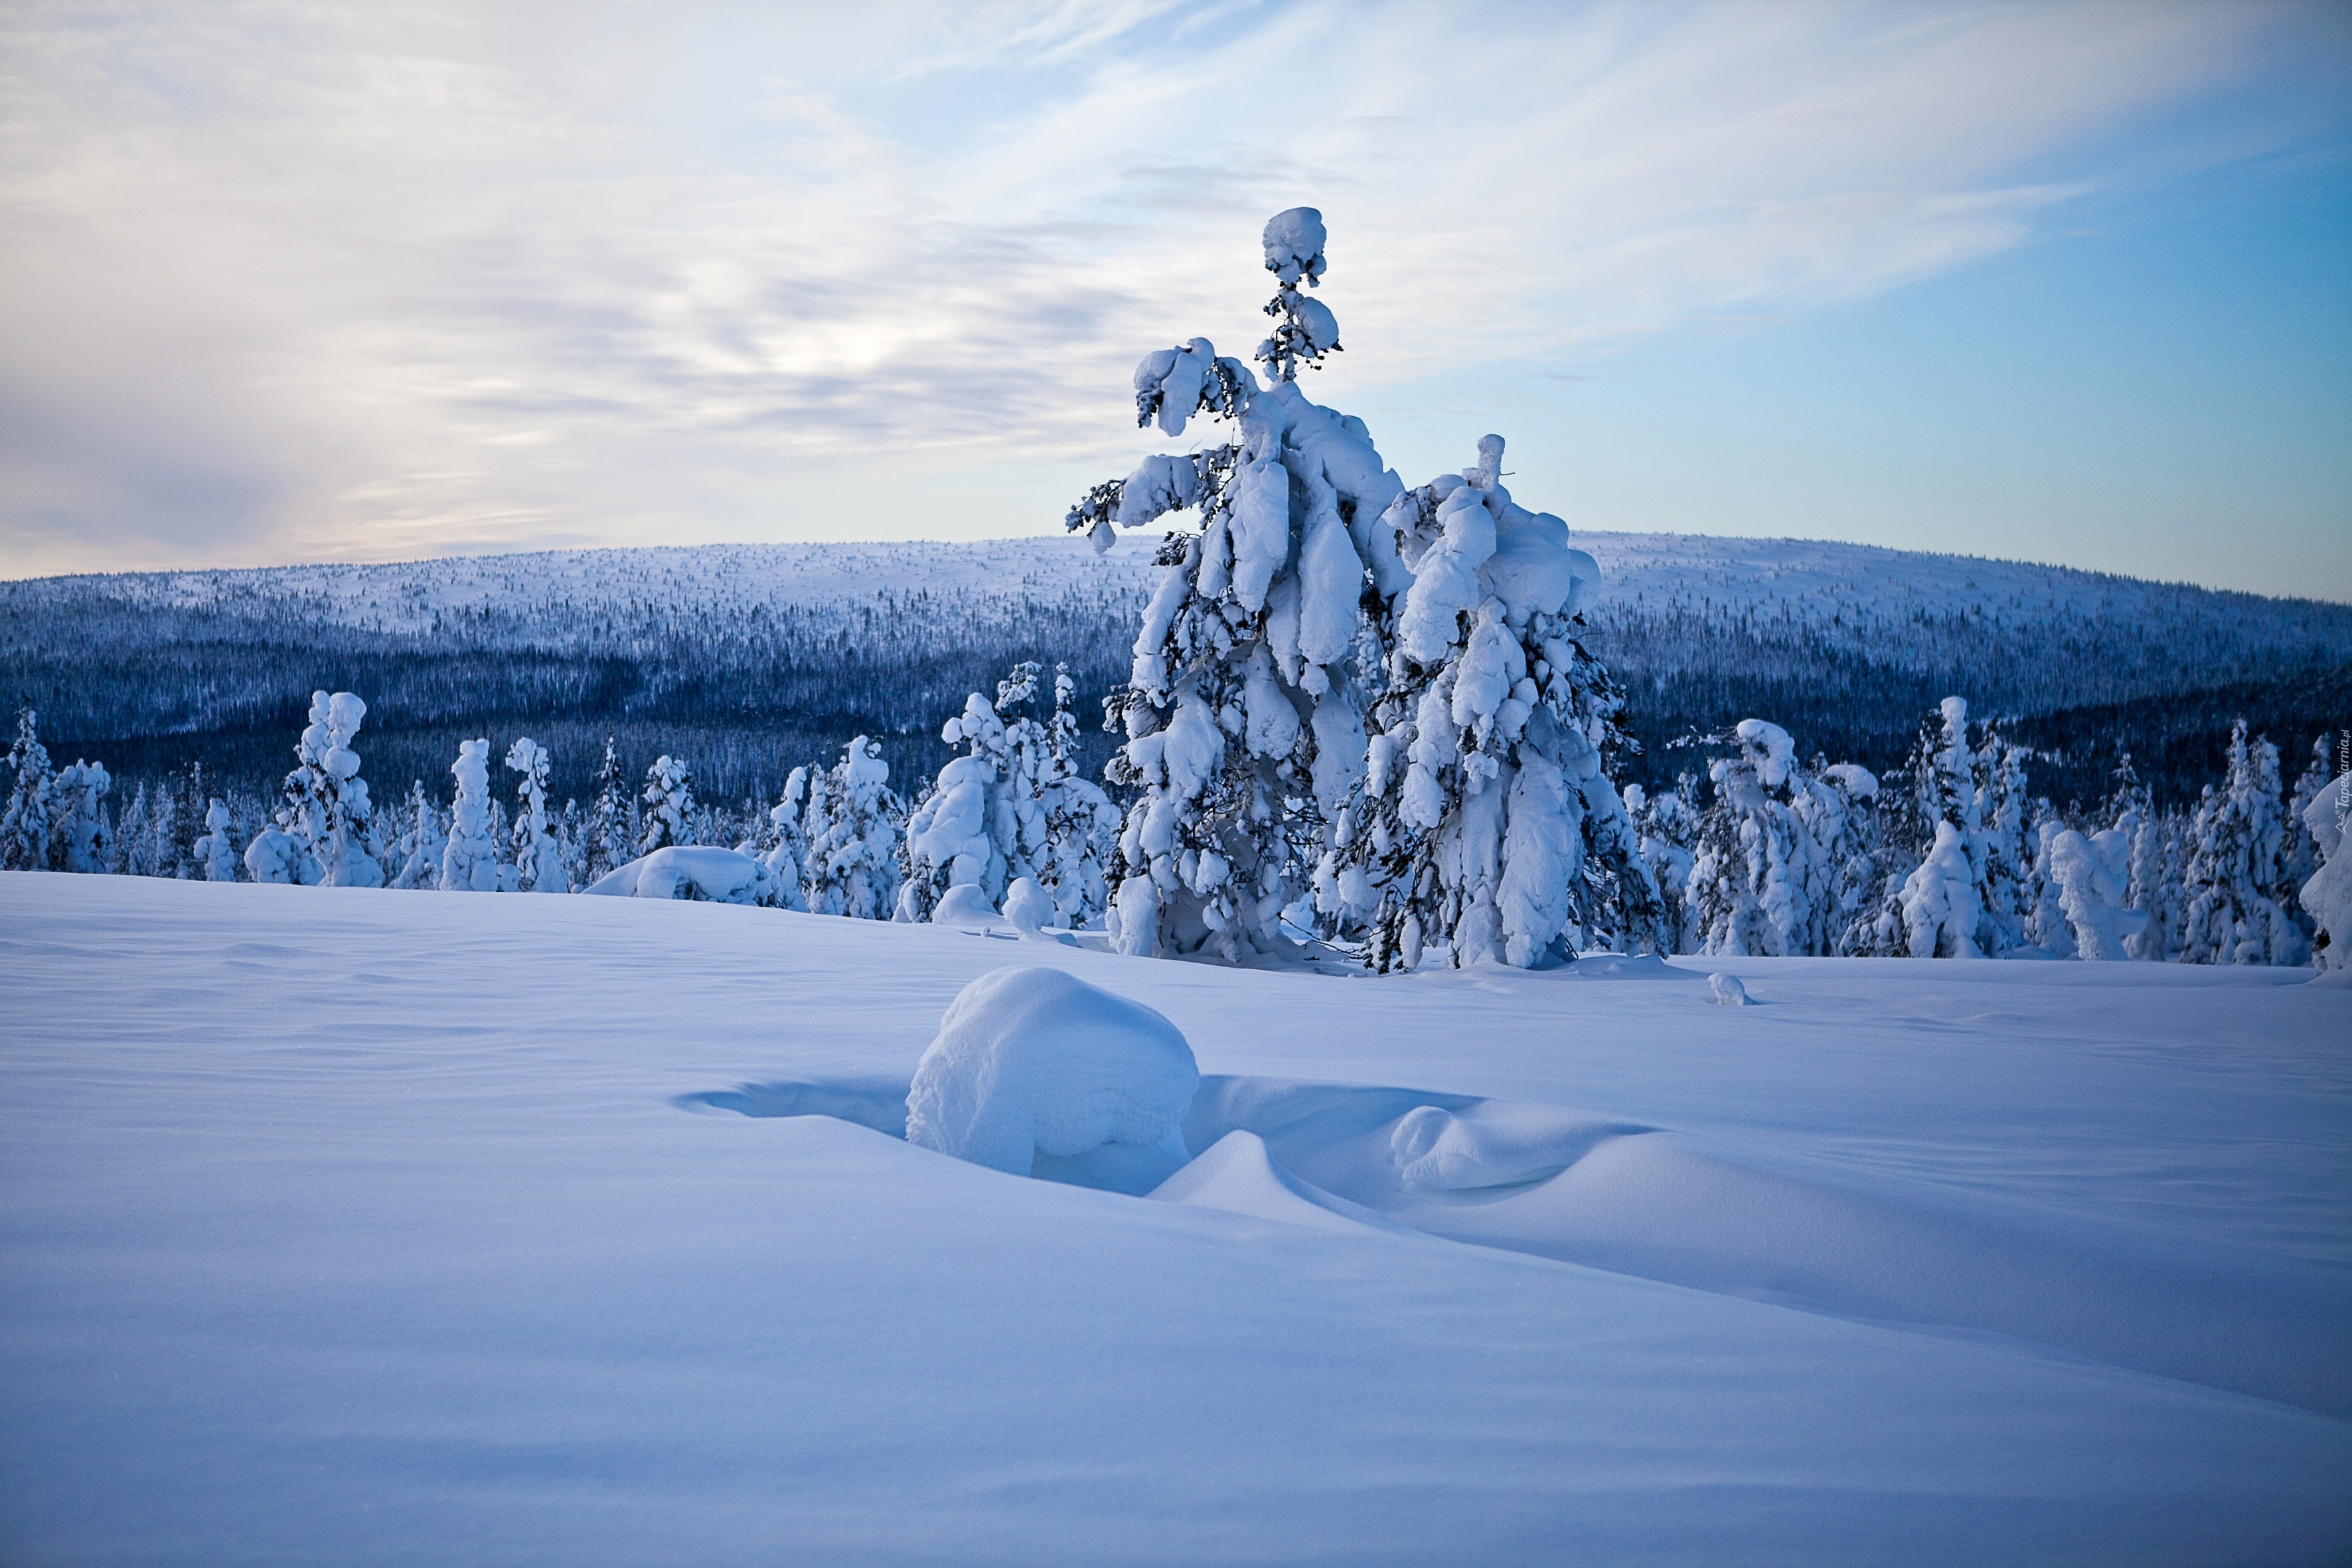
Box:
3;533;2343;813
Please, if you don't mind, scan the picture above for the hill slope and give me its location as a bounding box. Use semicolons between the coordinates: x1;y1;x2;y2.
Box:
3;532;2343;808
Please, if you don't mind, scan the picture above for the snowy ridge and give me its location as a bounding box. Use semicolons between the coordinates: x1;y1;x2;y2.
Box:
13;531;2342;641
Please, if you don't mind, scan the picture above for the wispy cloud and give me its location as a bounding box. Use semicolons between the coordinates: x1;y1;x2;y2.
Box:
0;0;2329;573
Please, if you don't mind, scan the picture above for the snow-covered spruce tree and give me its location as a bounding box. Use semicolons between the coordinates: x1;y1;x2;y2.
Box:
194;798;240;882
586;735;632;886
896;662;1120;927
803;736;902;919
1624;777;1699;955
738;768;813;913
639;755;694;854
2299;765;2351;973
388;781;446;890
439;739;506;892
2125;807;2185;961
1877;696;2031;959
2282;735;2330;939
2025;818;2076;959
1977;726;2031;957
279;690;383;887
2180;720;2306;965
1683;721;1877;958
116;785;148;876
1069;210;1656;967
505;738;568;894
2047;821;2145;961
2;708;56;871
1326;433;1664;969
1034;665;1121;928
48;759;114;874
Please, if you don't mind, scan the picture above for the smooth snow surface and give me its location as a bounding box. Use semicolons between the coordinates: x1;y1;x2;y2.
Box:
3;874;2349;1566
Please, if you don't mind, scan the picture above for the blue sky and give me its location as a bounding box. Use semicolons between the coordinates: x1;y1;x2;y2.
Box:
1;1;2345;597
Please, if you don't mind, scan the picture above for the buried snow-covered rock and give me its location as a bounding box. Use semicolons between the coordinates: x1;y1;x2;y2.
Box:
904;967;1198;1194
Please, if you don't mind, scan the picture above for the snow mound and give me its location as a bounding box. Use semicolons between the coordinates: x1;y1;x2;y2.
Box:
1151;1131;1406;1235
904;968;1199;1192
584;846;779;904
1709;973;1754;1006
930;883;1004;925
1389;1102;1622;1193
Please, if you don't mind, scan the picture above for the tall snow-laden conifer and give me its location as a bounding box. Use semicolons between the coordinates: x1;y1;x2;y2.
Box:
2300;765;2351;972
742;768;813;913
439;739;505;892
277;691;382;886
586;735;631;885
897;662;1120;926
2181;720;2305;965
505;738;568;893
390;782;445;889
1683;722;1876;958
3;708;56;871
1069;209;1654;968
48;760;113;874
803;737;902;919
194;799;240;882
640;755;694;854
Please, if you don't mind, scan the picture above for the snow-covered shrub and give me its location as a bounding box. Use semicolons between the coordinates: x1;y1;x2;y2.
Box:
2298;769;2351;973
904;967;1198;1193
2047;823;2146;961
439;739;507;892
242;819;311;884
898;663;1119;928
1070;210;1654;969
48;760;113;874
193;798;240;882
505;738;568;894
803;737;902;919
583;844;786;905
2181;721;2306;965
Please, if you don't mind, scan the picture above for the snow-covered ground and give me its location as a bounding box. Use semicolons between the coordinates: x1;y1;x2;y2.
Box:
3;872;2348;1565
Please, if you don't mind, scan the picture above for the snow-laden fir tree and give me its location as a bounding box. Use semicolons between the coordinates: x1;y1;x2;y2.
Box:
193;798;240;882
803;736;902;920
2298;764;2350;973
389;782;447;889
739;769;813;912
114;785;146;876
2125;807;2185;961
1683;721;1876;958
279;691;383;887
586;735;632;885
48;760;114;874
896;662;1119;927
505;738;568;894
639;755;694;854
2282;736;2330;936
3;708;56;872
2025;817;2076;959
1624;778;1699;955
2180;720;2306;966
1069;208;1655;967
439;739;506;892
2046;820;2146;961
1332;435;1664;968
1888;698;2023;959
1976;727;2031;957
1898;819;1984;957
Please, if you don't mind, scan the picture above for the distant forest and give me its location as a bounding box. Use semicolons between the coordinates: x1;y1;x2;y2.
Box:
4;550;2345;817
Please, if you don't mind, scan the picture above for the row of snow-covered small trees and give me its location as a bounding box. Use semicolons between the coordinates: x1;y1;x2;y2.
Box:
1626;696;2343;968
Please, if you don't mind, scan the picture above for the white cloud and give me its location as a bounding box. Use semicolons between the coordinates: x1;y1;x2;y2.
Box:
0;0;2323;574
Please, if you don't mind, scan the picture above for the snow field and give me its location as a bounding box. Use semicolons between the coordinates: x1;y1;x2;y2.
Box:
2;872;2348;1565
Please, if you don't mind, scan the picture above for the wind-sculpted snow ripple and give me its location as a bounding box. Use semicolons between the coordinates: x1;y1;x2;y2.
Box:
686;1065;2351;1420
